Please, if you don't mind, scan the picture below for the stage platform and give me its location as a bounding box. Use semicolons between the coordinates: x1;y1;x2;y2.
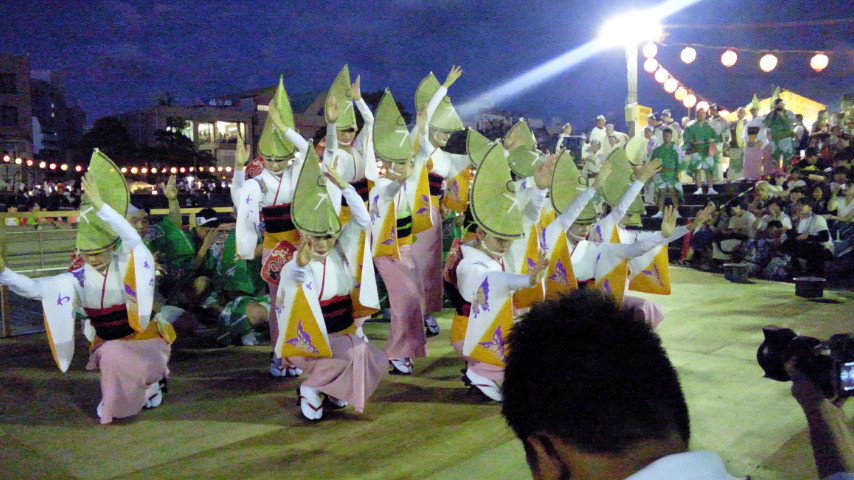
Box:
1;267;852;480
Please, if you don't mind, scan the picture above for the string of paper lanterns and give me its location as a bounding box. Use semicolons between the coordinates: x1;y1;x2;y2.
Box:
640;45;727;112
118;166;233;175
2;155;82;172
663;42;834;72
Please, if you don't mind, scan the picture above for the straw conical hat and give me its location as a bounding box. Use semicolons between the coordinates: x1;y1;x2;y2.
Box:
327;65;356;130
469;144;524;239
550;149;597;224
599;148;640;211
505;118;541;177
257;76;297;160
415;72;463;132
77;149;129;253
466;128;494;167
373;89;412;163
291;142;341;236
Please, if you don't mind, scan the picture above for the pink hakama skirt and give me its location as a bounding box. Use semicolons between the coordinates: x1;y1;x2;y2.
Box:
87;337;170;424
622;294;665;330
292;333;388;412
451;340;504;384
374;244;427;358
408;206;444;315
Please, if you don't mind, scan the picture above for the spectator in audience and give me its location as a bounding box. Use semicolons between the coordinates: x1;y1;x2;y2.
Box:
713;200;755;262
811;184;831;215
827;184;854;257
783;197;834;276
756;199;793;232
679;200;720;269
741;219;791;279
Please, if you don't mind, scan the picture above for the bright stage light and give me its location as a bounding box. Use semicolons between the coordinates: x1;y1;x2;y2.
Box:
600;11;663;46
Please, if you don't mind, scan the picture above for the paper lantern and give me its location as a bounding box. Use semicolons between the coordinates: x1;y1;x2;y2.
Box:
810;53;828;72
75;165;82;172
225;166;233;172
209;166;216;173
141;167;148;174
15;158;22;165
2;155;8;162
151;167;158;174
189;167;195;172
654;68;669;84
696;101;710;112
643;58;659;73
675;87;688;101
664;78;679;93
25;159;32;166
120;167;127;173
130;167;138;174
180;167;186;173
721;50;738;67
60;164;68;171
680;47;697;64
642;42;658;59
170;167;178;174
759;54;777;72
683;94;697;109
217;166;224;172
49;163;57;170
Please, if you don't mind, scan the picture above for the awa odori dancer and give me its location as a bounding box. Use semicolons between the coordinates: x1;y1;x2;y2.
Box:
368;90;429;375
276;143;386;421
319;66;381;336
235;76;310;378
445;143;548;401
0;149;172;424
587;150;711;327
410;65;466;337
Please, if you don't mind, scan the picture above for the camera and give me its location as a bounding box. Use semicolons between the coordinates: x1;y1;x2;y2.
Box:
757;326;854;398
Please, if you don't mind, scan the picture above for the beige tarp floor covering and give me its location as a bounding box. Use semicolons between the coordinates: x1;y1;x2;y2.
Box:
1;267;852;480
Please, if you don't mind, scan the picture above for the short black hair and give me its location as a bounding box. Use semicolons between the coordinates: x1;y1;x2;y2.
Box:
766;220;783;230
502;290;690;457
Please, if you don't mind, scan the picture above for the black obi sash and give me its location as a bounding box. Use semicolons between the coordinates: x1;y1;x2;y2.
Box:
261;203;294;234
85;304;135;340
396;215;413;239
427;172;444;197
319;294;354;334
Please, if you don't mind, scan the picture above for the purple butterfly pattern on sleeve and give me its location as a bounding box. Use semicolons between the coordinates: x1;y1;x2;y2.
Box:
470;278;491;317
549;259;569;286
641;263;665;286
285;319;319;354
478;325;507;363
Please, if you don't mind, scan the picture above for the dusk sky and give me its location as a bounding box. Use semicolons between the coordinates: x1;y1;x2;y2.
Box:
2;0;851;131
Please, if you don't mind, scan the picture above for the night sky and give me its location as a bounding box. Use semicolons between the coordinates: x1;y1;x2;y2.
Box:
2;0;851;131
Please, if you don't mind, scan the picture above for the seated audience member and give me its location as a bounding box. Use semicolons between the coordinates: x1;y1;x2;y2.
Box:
811;184;831;215
827;184;854;257
713;200;755;261
741;220;791;280
679;200;719;268
502;289;854;480
783;197;834;276
756;199;793;233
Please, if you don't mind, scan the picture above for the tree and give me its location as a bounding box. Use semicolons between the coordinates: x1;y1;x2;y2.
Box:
142;116;214;168
74;116;137;163
156;91;175;107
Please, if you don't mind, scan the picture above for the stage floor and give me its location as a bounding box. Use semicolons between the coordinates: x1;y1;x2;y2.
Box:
1;267;852;480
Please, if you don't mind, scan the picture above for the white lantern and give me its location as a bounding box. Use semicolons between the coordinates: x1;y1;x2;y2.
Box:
810;53;829;72
721;50;738;67
759;54;778;72
664;78;679;93
654;68;669;84
675;87;688;101
642;42;658;59
683;94;697;109
643;58;659;73
680;47;697;64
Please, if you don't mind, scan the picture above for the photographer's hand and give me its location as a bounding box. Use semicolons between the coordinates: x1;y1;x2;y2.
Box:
785;359;854;478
